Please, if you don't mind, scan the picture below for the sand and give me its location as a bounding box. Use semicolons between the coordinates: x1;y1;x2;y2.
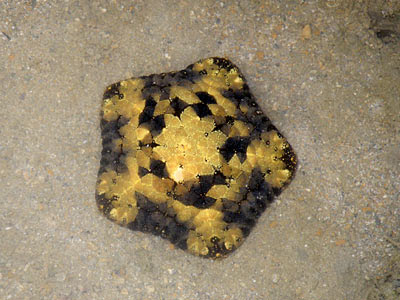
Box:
1;1;399;299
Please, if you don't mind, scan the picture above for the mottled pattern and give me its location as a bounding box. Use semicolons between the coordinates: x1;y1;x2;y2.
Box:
96;58;296;258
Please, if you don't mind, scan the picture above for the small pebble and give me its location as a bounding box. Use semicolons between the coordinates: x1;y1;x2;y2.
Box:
272;274;279;283
302;24;312;39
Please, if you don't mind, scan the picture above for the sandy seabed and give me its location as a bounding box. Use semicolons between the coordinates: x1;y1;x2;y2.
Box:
1;1;399;299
